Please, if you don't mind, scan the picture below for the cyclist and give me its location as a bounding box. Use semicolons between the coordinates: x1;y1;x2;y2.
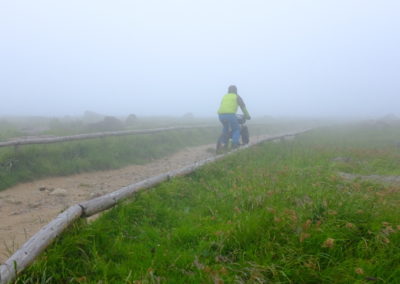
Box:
217;85;251;149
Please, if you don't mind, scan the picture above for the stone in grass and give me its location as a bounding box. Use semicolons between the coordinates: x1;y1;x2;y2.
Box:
332;157;352;163
38;186;47;191
49;188;68;196
89;191;103;199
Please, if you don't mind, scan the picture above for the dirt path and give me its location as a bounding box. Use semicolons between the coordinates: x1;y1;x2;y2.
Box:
0;134;277;263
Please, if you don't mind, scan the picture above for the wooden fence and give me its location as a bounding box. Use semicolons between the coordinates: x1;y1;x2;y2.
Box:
0;130;310;284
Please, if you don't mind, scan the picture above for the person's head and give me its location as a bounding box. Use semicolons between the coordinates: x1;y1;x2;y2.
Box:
228;85;237;94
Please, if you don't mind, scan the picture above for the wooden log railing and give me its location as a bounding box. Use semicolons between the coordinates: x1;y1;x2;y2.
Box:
0;129;311;284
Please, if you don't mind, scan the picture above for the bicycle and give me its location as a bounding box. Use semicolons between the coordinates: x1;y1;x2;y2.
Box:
216;114;249;153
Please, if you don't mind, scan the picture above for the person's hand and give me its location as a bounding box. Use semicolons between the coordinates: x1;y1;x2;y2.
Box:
245;115;251;120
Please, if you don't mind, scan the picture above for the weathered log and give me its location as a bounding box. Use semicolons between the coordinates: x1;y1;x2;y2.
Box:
0;205;83;284
78;195;117;217
79;173;170;217
109;174;170;204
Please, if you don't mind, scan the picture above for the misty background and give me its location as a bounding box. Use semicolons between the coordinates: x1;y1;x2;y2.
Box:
0;0;399;118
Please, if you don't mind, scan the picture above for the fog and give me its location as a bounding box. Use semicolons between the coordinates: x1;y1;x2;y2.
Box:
0;0;399;119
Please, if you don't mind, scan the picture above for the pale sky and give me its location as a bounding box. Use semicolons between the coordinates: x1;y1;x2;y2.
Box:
0;0;399;118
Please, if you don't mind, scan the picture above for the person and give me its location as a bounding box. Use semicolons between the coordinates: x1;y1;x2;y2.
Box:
217;85;251;148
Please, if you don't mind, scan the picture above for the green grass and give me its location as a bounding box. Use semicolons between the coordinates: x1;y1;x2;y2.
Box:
305;125;400;176
16;124;400;283
0;128;218;191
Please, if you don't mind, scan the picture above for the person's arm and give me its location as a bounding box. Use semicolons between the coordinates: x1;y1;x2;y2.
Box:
237;95;251;120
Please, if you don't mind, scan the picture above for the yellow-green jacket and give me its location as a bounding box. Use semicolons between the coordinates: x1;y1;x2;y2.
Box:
218;93;250;118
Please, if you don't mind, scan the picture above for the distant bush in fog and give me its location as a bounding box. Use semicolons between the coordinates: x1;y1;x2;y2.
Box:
82;110;105;123
125;114;137;125
86;116;124;132
182;112;194;119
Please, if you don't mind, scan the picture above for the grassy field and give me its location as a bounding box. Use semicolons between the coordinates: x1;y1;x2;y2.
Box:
14;123;400;283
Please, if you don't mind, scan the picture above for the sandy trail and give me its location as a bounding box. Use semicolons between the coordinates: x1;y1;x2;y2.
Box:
0;134;275;263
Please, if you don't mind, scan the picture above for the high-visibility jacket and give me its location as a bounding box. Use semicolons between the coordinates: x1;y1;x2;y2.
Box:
218;93;250;118
218;93;238;114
